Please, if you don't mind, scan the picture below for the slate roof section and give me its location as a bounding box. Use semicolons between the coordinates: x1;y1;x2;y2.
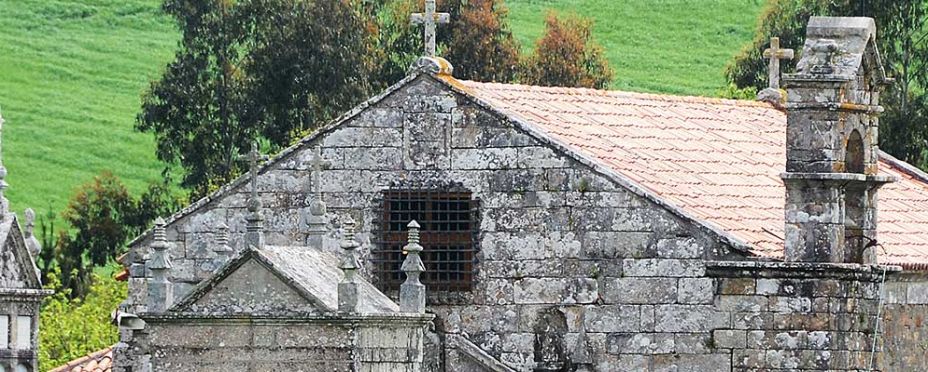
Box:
172;246;400;315
49;346;114;372
457;81;928;268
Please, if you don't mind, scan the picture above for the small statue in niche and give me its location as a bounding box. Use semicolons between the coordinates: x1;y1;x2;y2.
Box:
533;307;570;372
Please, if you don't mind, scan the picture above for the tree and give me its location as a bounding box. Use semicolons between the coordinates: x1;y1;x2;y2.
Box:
239;0;379;146
140;0;381;199
520;12;613;89
444;0;521;82
39;268;126;370
51;173;179;298
725;0;928;168
138;0;252;199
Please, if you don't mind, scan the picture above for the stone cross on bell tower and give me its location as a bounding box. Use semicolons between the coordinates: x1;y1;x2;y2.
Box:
763;37;794;89
410;0;450;57
237;142;269;249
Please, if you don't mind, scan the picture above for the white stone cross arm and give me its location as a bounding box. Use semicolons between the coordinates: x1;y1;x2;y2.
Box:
301;146;331;197
410;0;451;57
763;37;795;89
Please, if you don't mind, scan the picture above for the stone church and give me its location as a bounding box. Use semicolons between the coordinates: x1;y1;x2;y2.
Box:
44;11;928;372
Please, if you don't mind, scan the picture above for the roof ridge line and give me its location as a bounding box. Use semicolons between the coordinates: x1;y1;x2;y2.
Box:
456;80;780;108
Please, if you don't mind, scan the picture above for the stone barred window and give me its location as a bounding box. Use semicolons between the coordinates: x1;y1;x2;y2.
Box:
375;189;478;292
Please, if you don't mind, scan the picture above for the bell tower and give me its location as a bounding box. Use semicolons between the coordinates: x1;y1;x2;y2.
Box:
781;17;894;264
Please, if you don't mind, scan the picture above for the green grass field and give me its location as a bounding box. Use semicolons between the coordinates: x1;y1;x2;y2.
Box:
0;0;177;217
507;0;765;95
0;0;764;221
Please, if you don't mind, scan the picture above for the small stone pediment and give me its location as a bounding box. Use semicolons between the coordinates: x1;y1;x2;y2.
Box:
171;246;398;317
0;215;41;290
181;258;324;316
793;17;888;83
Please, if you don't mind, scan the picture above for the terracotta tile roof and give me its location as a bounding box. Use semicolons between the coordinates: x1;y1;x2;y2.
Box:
49;346;114;372
459;81;928;268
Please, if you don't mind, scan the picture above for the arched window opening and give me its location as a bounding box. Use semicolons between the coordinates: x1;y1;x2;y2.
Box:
846;130;865;174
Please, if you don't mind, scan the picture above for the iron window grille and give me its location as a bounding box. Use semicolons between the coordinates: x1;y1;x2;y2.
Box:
373;189;478;292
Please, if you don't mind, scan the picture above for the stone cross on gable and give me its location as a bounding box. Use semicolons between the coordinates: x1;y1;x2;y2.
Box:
302;146;330;202
410;0;450;57
237;142;270;211
763;37;794;89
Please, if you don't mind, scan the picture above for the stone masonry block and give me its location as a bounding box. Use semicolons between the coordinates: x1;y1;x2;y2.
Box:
654;305;730;332
677;278;715;304
584;305;640;333
655;237;703;259
603;278;677;304
606;333;674;354
622;259;705;277
712;329;746;349
718;278;756;295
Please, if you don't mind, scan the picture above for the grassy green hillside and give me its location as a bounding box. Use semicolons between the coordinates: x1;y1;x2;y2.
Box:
507;0;765;95
0;0;177;217
0;0;764;222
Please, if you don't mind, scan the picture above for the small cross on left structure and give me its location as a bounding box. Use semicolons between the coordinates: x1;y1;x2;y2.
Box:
237;142;270;249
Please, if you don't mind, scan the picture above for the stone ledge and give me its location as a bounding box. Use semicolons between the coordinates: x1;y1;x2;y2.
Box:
705;260;901;281
142;313;435;326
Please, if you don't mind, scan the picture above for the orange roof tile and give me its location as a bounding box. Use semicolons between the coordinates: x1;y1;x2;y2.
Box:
50;346;114;372
460;81;928;268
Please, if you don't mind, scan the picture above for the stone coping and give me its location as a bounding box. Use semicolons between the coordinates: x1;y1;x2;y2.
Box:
0;288;53;298
781;172;896;184
706;260;901;280
141;312;435;325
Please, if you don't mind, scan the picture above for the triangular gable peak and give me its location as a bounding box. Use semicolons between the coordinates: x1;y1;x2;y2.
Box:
0;214;41;290
170;247;332;316
170;246;399;316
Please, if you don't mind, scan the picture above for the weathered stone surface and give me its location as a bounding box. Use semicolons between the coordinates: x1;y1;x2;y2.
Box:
603;278;677;304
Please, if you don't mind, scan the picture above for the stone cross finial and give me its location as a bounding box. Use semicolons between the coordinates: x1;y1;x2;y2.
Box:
303;146;330;247
237;142;270;212
148;217;174;312
410;0;450;57
23;208;40;258
23;208;35;238
213;222;233;257
763;37;795;89
400;220;427;313
338;216;361;314
237;142;269;249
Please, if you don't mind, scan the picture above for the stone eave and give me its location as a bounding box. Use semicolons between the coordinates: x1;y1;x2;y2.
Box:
169;246;336;313
142;312;434;324
0;288;53;298
706;260;902;281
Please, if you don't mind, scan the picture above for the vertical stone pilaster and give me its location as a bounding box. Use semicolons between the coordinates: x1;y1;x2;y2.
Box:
338;217;361;314
148;218;173;313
